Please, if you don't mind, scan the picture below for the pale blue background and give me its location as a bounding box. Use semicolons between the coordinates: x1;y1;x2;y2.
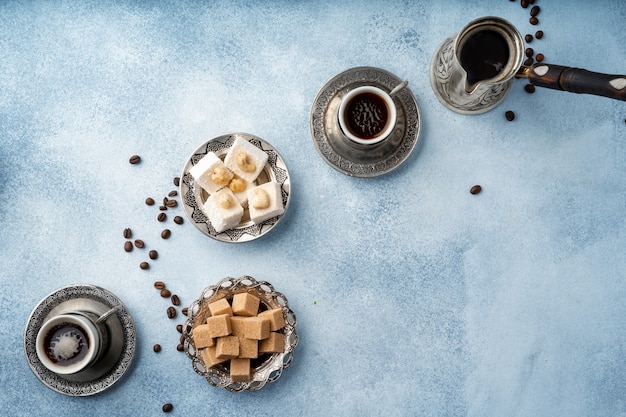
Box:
2;1;626;416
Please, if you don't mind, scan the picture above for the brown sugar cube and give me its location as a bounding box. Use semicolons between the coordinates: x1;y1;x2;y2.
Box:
193;324;215;348
205;314;231;338
257;308;285;331
200;346;228;368
243;317;270;340
231;292;260;317
216;335;239;359
238;337;259;359
230;316;247;337
230;358;252;383
208;298;233;317
259;332;284;354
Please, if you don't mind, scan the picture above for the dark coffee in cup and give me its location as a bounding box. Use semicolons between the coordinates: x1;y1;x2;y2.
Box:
338;86;397;146
42;322;91;367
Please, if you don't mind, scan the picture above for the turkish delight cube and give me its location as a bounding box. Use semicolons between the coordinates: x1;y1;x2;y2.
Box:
203;187;244;233
247;182;284;224
190;152;233;194
224;135;268;183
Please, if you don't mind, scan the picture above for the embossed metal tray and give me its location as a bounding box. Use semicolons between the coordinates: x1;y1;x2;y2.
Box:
310;66;421;177
183;276;298;392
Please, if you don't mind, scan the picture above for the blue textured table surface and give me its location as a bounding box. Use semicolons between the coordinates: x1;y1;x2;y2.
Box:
2;1;625;416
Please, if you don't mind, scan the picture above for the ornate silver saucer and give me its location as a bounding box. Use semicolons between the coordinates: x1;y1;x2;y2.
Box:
180;133;291;243
310;66;421;178
23;285;136;396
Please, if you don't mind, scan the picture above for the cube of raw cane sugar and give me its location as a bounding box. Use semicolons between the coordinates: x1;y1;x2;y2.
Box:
200;345;228;368
243;317;270;340
216;336;239;359
229;316;247;337
238;337;259;359
224;135;269;183
189;152;233;194
193;324;215;348
203;187;244;233
208;298;233;317
259;332;284;354
230;358;252;383
231;292;260;317
257;308;285;331
205;314;232;338
247;181;284;224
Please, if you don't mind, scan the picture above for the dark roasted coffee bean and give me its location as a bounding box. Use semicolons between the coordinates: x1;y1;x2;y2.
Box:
505;111;515;121
525;47;534;57
161;229;171;239
525;34;533;43
520;0;529;8
159;205;167;211
162;197;169;205
167;306;177;319
145;197;155;206
176;343;184;352
182;307;188;316
149;250;158;260
470;185;482;195
162;403;173;413
524;84;536;93
140;261;150;270
535;30;544;39
535;53;544;62
179;335;185;344
171;294;180;306
154;281;166;290
157;212;167;222
168;190;178;197
134;239;145;249
529;17;539;25
153;344;161;353
129;155;141;164
173;177;180;186
524;57;534;66
160;289;171;298
123;228;132;239
176;324;183;334
124;241;133;252
166;199;177;208
173;216;184;225
530;5;540;16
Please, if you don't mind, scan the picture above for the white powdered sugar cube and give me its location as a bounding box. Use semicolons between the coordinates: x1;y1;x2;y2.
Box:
247;181;284;224
224;136;269;183
190;152;233;194
203;187;244;233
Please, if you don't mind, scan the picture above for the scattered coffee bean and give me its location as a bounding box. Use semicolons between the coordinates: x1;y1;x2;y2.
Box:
176;324;183;334
166;199;177;208
123;228;132;239
157;212;167;222
179;335;185;344
525;47;534;57
176;343;184;352
535;30;544;39
182;307;188;316
162;197;169;205
525;34;533;43
470;185;482;195
129;155;141;165
134;239;145;249
162;403;173;413
159;205;167;211
505;110;515;121
124;241;133;252
145;197;155;206
173;177;180;186
161;229;171;239
528;0;535;3
524;84;536;94
173;216;184;225
154;281;166;290
149;250;158;260
167;306;177;319
529;16;539;25
530;5;540;16
140;261;150;270
168;190;178;197
524;57;534;66
171;294;180;306
520;0;529;8
153;344;161;353
160;289;172;298
535;53;544;62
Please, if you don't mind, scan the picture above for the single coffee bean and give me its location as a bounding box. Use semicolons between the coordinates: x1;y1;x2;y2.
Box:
129;155;141;164
525;34;533;43
161;229;171;239
505;111;515;121
168;190;178;197
535;30;544;39
173;177;180;186
149;250;158;260
520;0;529;8
523;57;534;66
124;241;133;252
182;307;188;316
123;228;132;239
166;199;177;208
145;197;155;206
524;84;536;94
528;0;535;3
159;205;167;211
176;343;184;352
470;185;482;195
171;294;180;306
154;281;166;290
173;216;184;225
153;344;161;353
530;5;540;16
140;261;150;270
157;212;167;222
134;239;145;249
162;197;169;205
535;53;544;62
179;335;185;344
162;403;173;413
529;16;539;25
160;289;171;298
167;306;177;319
525;47;534;57
176;324;183;334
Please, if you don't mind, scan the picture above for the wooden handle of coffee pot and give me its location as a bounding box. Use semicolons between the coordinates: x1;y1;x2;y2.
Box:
521;64;626;101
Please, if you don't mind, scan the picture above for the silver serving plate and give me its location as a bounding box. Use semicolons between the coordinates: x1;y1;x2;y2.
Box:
23;285;136;396
310;66;421;177
180;133;291;243
183;276;298;392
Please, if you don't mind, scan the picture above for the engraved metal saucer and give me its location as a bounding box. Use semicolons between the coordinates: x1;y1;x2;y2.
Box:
183;276;298;392
180;133;291;243
310;66;421;177
24;285;136;396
